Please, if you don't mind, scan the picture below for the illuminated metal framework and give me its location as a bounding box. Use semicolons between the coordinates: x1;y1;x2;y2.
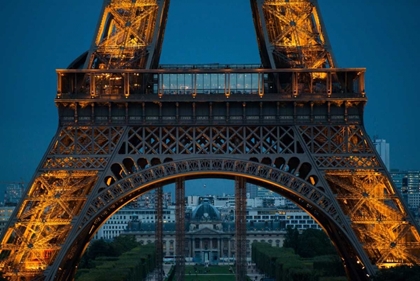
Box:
252;0;335;69
235;177;247;281
0;1;419;281
82;0;169;70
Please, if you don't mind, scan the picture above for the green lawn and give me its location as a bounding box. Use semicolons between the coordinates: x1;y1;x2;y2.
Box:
184;275;235;281
184;265;236;281
185;265;234;274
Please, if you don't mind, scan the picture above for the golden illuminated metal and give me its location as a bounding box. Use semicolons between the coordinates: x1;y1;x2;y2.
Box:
326;172;420;268
0;171;97;278
252;0;335;68
1;1;419;280
84;0;169;69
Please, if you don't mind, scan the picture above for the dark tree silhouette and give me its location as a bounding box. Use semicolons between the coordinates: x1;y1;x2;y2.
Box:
372;265;420;281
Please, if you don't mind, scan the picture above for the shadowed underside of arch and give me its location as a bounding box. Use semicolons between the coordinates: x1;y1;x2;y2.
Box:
50;158;372;280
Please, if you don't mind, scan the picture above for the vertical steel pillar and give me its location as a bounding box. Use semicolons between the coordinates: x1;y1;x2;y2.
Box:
175;178;185;280
235;177;247;281
155;186;164;281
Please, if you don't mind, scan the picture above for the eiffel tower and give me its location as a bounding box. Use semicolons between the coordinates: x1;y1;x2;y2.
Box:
1;1;420;280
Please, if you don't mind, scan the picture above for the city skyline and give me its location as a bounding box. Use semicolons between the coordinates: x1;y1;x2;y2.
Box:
0;0;419;194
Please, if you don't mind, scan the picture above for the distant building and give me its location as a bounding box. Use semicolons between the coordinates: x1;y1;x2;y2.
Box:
95;192;320;263
246;183;258;199
373;138;390;170
0;206;15;235
246;182;278;198
390;170;420;195
93;191;172;240
390;170;420;216
3;183;24;206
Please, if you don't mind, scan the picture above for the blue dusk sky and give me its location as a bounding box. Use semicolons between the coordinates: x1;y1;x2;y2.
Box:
0;0;419;196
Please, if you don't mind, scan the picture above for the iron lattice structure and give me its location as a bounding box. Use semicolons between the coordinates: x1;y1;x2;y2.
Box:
252;0;335;69
0;1;419;281
81;0;169;70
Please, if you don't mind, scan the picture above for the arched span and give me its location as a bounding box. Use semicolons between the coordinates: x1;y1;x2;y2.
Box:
51;158;372;281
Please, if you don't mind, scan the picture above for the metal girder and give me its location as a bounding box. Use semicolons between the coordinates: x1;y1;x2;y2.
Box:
1;0;419;280
326;172;420;267
0;171;97;278
3;120;416;280
83;0;169;69
252;0;335;69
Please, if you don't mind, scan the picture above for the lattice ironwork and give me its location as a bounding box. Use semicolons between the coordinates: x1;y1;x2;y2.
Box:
326;172;420;267
0;171;97;279
122;125;303;155
252;0;335;69
83;0;169;69
1;1;419;281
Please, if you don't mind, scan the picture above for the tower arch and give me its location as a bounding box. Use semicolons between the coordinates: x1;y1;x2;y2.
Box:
1;1;419;280
49;158;371;280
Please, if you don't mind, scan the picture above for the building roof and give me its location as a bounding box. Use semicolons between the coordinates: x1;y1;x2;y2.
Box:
191;199;221;221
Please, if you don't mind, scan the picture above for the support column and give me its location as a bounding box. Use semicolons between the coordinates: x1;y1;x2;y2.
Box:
235;177;247;281
155;185;164;281
175;178;185;280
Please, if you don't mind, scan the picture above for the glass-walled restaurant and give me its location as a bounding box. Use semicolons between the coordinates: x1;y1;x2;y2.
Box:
56;67;365;99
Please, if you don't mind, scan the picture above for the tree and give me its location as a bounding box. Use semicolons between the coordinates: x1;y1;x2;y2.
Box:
283;227;300;253
297;229;336;258
372;265;420;281
86;239;118;260
111;235;139;255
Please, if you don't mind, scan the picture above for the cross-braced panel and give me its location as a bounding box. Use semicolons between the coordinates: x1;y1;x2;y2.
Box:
298;125;380;170
84;0;169;69
326;172;420;267
252;0;335;68
44;126;124;170
0;171;97;277
121;125;303;156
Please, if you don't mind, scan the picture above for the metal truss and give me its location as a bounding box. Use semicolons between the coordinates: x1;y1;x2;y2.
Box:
2;121;418;280
1;0;419;280
52;156;374;280
0;125;124;280
327;172;420;267
252;0;335;68
0;171;97;279
83;0;169;69
296;124;420;268
297;125;381;170
235;177;247;281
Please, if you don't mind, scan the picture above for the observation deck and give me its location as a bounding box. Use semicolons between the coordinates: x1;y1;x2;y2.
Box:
55;65;366;126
